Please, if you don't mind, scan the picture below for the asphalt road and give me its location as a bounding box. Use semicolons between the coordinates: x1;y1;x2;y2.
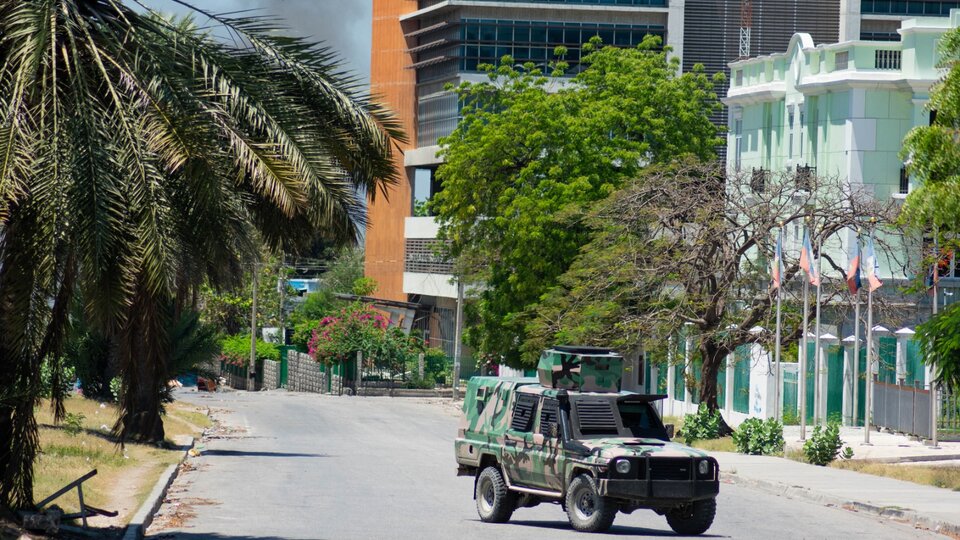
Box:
146;390;942;540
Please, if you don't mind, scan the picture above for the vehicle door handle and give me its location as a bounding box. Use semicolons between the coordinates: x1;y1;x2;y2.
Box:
504;439;517;447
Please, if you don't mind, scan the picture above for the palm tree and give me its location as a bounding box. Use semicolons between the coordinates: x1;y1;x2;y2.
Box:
0;0;402;509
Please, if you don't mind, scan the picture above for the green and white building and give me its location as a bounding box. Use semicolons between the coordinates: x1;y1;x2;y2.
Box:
726;10;959;204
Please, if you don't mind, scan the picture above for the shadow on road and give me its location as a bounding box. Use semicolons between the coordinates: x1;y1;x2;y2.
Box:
506;520;726;537
151;535;323;540
200;449;331;458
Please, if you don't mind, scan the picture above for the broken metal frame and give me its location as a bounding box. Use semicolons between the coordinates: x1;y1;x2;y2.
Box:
33;469;118;529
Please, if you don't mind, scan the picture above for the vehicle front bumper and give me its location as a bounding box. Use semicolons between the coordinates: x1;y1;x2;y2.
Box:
597;456;719;502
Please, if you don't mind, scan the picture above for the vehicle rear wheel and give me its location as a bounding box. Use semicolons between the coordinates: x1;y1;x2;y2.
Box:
565;475;617;533
475;466;516;523
665;498;717;536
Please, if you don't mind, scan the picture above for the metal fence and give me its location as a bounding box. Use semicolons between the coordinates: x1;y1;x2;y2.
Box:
872;379;933;439
941;389;960;441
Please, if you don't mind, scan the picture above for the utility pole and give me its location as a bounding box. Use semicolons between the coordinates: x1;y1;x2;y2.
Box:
248;270;258;391
452;279;465;401
931;232;940;448
278;256;286;345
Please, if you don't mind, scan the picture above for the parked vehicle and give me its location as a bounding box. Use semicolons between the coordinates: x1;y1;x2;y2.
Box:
454;346;719;534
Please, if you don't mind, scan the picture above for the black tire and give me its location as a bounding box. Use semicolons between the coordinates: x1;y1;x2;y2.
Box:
565;475;617;533
475;466;517;523
665;498;717;536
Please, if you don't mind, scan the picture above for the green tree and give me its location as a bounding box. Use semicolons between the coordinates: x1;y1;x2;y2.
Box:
0;2;401;508
431;38;723;366
901;27;960;389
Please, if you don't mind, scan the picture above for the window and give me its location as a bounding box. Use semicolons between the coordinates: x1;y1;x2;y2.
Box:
834;51;849;71
734;119;743;172
618;402;669;440
930;109;938;126
796;165;815;191
875;49;902;70
799;108;805;159
899;166;909;195
510;393;539;432
539;398;559;436
750;168;768;193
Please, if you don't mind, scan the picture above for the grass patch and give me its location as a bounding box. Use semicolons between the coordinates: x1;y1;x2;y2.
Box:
690;437;736;453
33;396;207;525
831;461;960;491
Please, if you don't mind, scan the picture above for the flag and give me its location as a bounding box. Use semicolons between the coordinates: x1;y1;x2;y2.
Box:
846;237;862;294
771;229;783;290
799;228;821;286
865;235;883;291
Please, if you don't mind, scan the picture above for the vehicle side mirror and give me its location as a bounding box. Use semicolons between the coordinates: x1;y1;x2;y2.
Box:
664;423;675;440
549;423;560;439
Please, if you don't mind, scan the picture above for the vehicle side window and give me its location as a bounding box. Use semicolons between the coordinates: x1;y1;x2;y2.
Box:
539;398;559;436
510;393;538;432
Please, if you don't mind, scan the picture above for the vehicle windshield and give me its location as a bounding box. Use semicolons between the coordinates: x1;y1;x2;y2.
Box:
571;397;669;441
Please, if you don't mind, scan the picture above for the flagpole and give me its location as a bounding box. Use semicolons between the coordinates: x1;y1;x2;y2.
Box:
931;231;940;448
865;275;874;445
813;235;824;425
800;276;809;440
774;228;783;420
852;291;861;427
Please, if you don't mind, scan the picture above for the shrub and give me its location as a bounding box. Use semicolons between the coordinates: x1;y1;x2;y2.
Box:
62;412;86;437
732;418;785;455
782;407;800;426
680;405;723;443
803;422;844;466
40;357;76;398
110;377;122;403
220;334;280;367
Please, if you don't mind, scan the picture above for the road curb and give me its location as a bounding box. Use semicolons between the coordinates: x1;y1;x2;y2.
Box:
121;436;195;540
722;471;960;538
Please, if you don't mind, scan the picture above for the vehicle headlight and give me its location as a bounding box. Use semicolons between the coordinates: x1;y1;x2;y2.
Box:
615;459;631;474
698;460;710;476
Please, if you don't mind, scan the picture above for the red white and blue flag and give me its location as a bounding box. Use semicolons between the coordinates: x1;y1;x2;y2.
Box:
865;235;883;292
771;229;784;290
846;236;862;294
799;228;820;286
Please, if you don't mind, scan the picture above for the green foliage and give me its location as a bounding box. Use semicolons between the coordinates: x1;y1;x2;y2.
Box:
220;334;280;367
62;413;86;437
351;277;378;297
318;247;365;295
307;303;426;375
432;41;723;366
40;358;76;399
679;405;723;443
732;418;785;456
803;422;844;466
841;446;855;460
782;407;801;426
202;257;295;335
916;301;960;392
110;377;122;404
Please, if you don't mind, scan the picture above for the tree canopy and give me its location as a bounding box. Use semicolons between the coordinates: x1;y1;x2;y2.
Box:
526;162;898;412
0;0;401;509
431;38;724;366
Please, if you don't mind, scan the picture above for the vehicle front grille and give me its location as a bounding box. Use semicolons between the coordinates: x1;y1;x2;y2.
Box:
649;458;692;481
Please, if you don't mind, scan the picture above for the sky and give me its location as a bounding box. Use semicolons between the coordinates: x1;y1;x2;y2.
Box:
147;0;373;82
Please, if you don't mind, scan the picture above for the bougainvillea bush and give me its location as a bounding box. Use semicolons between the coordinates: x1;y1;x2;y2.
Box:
308;303;425;374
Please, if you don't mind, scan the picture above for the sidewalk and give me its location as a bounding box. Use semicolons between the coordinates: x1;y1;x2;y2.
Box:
782;425;960;462
714;451;960;537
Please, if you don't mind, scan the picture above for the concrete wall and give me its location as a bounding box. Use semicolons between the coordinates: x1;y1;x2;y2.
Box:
287;351;333;394
263;360;279;391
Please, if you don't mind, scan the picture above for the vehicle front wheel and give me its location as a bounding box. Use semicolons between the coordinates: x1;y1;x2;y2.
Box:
665;498;717;536
565;475;617;533
475;466;517;523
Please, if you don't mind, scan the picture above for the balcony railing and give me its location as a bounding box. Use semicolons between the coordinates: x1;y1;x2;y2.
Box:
874;49;901;70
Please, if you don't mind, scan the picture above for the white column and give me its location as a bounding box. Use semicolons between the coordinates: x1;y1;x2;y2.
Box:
819;333;839;422
839;0;862;42
666;0;685;65
841;335;858;426
650;364;659;395
895;328;915;385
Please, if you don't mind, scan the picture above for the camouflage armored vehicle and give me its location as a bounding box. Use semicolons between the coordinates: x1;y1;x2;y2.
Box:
455;346;719;534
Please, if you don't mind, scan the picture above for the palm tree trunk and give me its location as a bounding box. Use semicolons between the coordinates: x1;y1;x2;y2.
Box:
0;361;41;510
115;282;169;443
